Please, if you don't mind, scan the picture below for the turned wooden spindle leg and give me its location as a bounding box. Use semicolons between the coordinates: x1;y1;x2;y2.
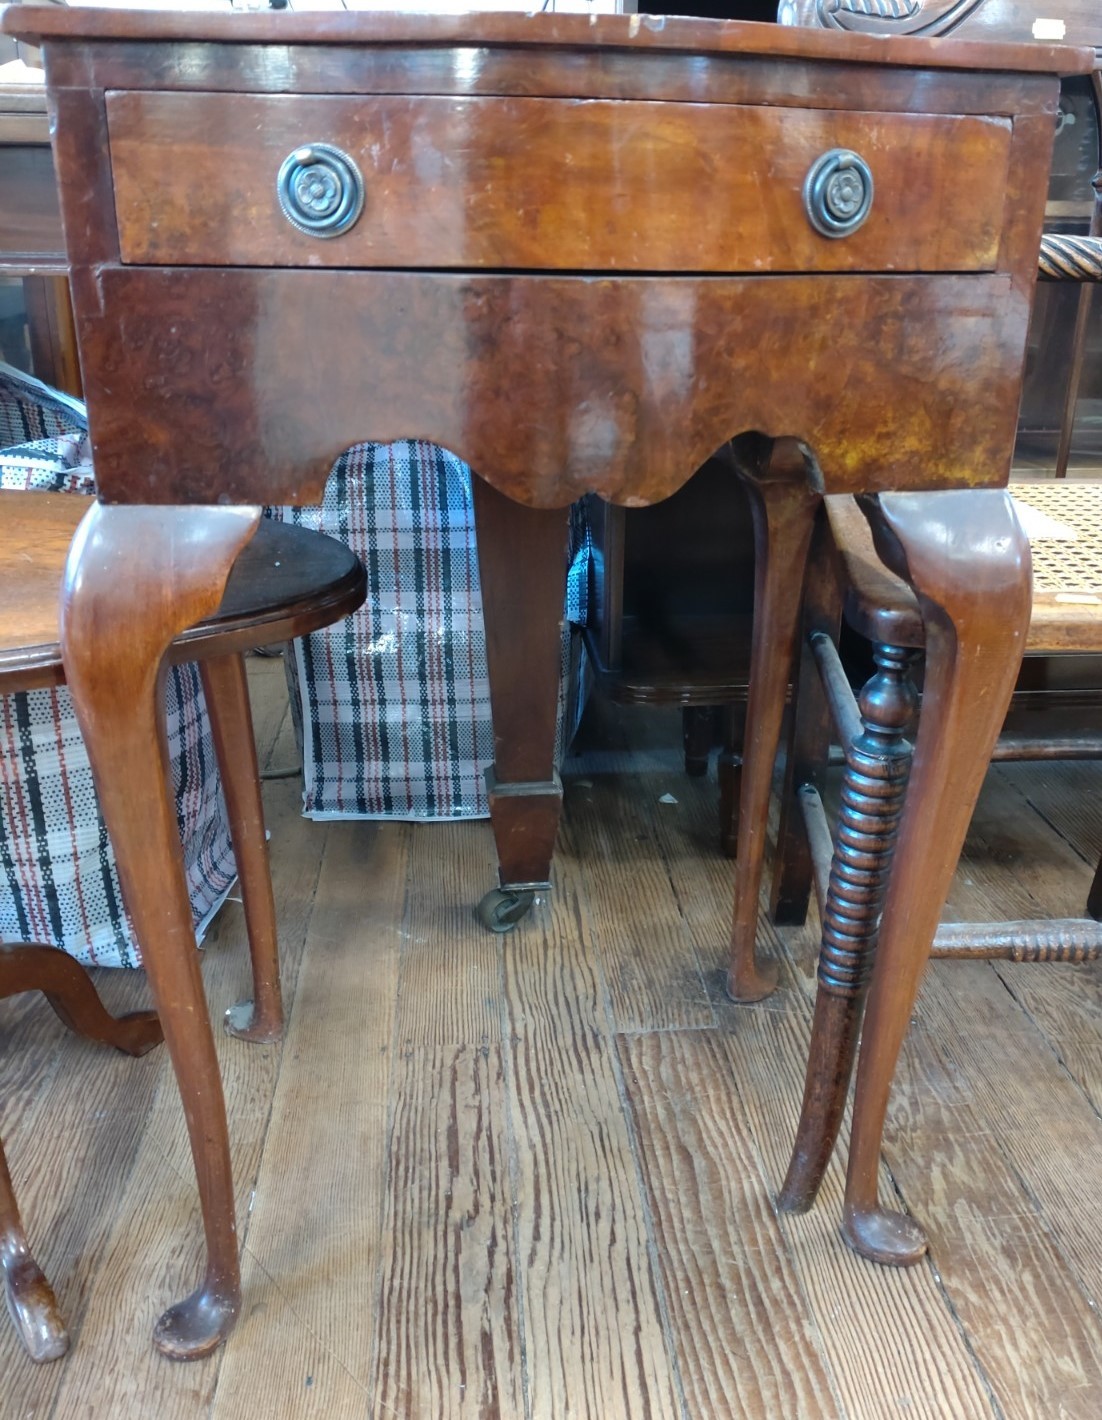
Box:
471;476;571;932
770;514;843;927
200;654;283;1043
841;489;1031;1265
60;500;260;1358
727;440;819;1001
1;1135;68;1363
779;642;916;1212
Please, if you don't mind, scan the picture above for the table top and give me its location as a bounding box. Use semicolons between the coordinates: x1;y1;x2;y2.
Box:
1;6;1092;76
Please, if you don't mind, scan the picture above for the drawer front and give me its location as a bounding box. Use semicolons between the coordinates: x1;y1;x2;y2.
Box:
106;91;1011;273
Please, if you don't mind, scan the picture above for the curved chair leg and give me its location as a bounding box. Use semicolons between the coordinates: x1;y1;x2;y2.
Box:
0;944;162;1057
728;439;819;1001
841;489;1031;1265
60;500;260;1359
778;643;915;1212
200;654;283;1043
1;1135;68;1363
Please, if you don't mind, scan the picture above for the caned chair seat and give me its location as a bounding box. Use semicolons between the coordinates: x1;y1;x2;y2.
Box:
828;482;1102;657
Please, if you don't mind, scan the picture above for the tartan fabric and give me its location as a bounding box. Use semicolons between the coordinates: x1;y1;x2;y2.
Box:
0;363;237;967
275;441;590;820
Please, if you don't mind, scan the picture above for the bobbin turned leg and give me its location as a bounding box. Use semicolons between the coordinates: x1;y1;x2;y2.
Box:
779;643;916;1213
61;500;260;1358
841;490;1031;1265
728;438;819;1001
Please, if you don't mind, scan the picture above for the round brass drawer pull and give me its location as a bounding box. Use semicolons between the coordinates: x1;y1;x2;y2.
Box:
803;149;874;239
276;143;364;238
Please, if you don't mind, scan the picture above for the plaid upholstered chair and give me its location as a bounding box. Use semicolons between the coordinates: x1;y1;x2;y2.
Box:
0;362;238;967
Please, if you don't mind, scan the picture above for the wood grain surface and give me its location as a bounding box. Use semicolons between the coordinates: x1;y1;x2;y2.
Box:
107;92;1011;275
6;674;1102;1414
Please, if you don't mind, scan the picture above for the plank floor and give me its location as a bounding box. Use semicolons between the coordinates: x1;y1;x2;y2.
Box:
3;657;1102;1418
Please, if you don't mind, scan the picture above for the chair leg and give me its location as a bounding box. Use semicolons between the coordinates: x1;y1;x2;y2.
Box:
683;706;715;778
770;513;844;928
718;703;746;858
60;500;260;1359
1087;852;1102;922
841;490;1031;1266
727;440;819;1001
0;944;162;1057
200;654;283;1043
1;1135;68;1364
778;643;916;1212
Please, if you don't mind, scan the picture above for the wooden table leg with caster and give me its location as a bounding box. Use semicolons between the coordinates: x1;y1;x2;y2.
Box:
472;476;571;932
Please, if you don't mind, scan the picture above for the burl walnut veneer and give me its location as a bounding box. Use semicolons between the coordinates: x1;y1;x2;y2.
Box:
0;4;1089;1352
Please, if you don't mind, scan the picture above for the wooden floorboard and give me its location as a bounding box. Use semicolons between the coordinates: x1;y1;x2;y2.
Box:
562;776;716;1034
210;818;405;1418
501;854;682;1420
5;679;1102;1418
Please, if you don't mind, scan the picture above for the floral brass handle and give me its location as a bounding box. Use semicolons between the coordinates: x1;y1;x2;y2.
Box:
803;148;874;238
276;143;365;238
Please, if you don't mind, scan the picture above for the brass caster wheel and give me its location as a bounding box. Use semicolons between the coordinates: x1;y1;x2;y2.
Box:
476;888;535;933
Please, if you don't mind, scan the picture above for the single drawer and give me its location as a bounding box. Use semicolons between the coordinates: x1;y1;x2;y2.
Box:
106;91;1011;273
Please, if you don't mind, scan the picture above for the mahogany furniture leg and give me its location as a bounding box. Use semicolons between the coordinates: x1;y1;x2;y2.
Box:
1089;856;1102;921
770;515;843;928
0;943;161;1362
1;1135;67;1364
728;441;819;1001
200;653;283;1043
718;702;746;859
0;943;162;1056
471;475;571;932
841;489;1031;1265
683;706;715;777
59;500;260;1359
779;642;916;1212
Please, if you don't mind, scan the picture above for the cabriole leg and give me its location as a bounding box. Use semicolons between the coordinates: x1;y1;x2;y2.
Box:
727;439;819;1001
60;500;260;1357
1;1136;68;1363
841;490;1031;1265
